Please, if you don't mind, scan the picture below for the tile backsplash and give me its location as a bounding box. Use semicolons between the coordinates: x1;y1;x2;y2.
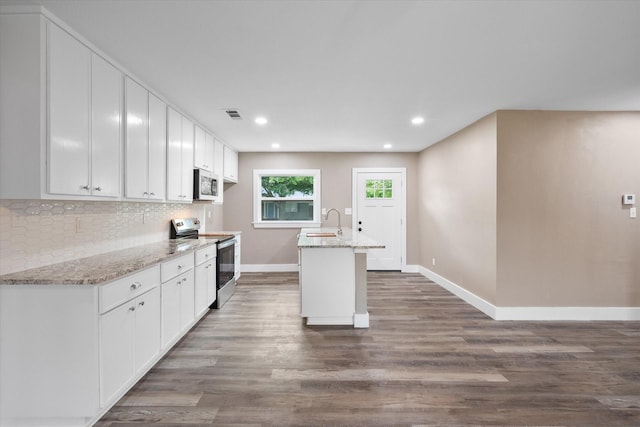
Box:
0;199;220;275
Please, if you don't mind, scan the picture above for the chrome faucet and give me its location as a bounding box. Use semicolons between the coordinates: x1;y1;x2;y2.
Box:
325;208;342;235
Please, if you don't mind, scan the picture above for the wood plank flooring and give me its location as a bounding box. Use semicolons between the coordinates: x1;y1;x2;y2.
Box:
97;272;640;426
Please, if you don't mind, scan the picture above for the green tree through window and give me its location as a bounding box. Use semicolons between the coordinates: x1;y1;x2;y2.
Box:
261;176;314;198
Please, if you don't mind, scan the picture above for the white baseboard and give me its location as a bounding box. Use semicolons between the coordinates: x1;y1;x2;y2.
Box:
418;266;640;321
353;312;370;328
241;264;298;273
419;266;497;319
402;264;420;273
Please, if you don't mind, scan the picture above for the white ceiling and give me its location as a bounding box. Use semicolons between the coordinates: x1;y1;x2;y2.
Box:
4;0;640;152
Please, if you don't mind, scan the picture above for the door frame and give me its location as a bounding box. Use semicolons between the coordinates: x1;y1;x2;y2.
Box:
351;167;407;271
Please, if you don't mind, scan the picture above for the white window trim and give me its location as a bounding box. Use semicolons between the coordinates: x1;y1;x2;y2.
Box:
253;169;322;229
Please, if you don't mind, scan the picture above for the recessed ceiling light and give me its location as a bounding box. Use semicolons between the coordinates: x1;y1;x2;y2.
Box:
411;116;425;125
271;142;280;149
255;116;268;126
383;143;392;149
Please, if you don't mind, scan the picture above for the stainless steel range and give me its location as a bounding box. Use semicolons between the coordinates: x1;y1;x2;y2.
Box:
170;218;236;309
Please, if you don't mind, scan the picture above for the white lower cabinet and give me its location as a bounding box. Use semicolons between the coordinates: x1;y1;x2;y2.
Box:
195;245;217;318
160;253;196;350
99;269;160;406
100;287;160;406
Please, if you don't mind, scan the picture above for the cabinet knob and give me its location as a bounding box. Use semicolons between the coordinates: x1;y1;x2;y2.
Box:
94;186;102;191
177;264;184;269
81;185;90;191
358;228;362;232
182;277;187;283
138;301;145;306
129;306;136;311
143;191;148;196
130;282;142;290
149;192;155;196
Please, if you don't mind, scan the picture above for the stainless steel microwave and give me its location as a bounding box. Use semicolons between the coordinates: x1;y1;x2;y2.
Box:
193;169;220;201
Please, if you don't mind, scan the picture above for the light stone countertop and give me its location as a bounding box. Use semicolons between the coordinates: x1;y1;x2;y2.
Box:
0;237;226;286
297;227;385;249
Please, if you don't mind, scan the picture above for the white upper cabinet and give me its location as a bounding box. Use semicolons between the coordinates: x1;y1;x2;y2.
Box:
166;108;194;202
90;53;122;197
47;23;91;196
194;125;214;172
124;78;148;199
148;93;167;200
48;24;121;198
223;145;238;183
124;78;166;200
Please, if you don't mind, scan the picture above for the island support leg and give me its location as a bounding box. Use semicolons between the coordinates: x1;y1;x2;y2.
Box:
353;249;369;328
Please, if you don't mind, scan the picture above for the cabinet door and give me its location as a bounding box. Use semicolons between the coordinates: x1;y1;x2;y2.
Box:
205;132;215;172
206;261;217;306
124;78;149;199
193;125;208;171
181;117;194;202
166;107;183;201
180;270;195;331
90;54;121;197
161;276;181;349
148;93;166;200
134;286;160;374
194;263;209;318
223;145;238;183
48;23;91;196
214;138;224;178
100;301;135;406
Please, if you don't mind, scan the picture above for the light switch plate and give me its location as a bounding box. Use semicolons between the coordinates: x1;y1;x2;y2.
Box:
345;208;352;215
631;207;637;219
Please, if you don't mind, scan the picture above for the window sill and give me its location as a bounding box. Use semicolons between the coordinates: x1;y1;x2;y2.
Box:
253;221;321;229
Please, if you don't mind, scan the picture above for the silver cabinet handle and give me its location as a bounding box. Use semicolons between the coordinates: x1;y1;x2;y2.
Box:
130;282;142;291
149;192;155;196
143;191;148;196
138;301;145;306
129;306;135;311
94;186;102;191
81;185;90;190
182;277;187;283
177;264;184;269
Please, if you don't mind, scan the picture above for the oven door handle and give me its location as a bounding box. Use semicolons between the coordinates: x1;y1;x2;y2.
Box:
217;238;236;249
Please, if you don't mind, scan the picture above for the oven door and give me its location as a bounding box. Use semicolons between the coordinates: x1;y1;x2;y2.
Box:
217;237;235;289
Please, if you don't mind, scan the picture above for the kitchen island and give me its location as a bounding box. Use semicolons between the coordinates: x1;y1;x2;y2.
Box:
297;227;384;328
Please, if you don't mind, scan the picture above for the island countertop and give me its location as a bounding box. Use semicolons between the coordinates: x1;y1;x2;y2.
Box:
297;227;384;249
0;236;234;286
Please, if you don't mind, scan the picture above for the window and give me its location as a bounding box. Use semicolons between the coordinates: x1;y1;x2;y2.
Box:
253;169;321;228
365;179;393;199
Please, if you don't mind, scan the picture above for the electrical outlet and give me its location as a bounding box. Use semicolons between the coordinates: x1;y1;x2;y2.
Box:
432;258;436;266
321;208;327;215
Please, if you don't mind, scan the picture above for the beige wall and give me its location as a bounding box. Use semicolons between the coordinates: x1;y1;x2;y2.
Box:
417;110;640;308
496;111;640;306
418;113;498;303
223;152;419;266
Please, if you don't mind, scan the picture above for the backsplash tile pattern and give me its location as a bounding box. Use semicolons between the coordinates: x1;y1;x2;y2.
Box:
0;200;205;275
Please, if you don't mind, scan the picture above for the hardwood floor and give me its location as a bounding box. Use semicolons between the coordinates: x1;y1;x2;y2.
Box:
97;272;640;426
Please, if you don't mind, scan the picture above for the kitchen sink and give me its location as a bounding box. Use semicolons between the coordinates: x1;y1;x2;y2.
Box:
306;232;337;237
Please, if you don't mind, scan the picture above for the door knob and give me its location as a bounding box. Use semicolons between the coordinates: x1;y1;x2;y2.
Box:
358;228;362;232
358;221;362;225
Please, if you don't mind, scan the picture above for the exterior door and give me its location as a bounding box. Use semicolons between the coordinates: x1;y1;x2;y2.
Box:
353;169;405;270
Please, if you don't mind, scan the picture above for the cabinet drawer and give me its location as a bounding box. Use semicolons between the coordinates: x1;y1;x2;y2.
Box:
195;245;217;266
100;266;160;314
161;253;194;282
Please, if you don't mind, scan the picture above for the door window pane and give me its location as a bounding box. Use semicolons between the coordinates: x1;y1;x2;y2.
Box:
365;179;393;199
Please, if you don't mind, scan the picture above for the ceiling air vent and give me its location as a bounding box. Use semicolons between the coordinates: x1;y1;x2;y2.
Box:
225;109;242;120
